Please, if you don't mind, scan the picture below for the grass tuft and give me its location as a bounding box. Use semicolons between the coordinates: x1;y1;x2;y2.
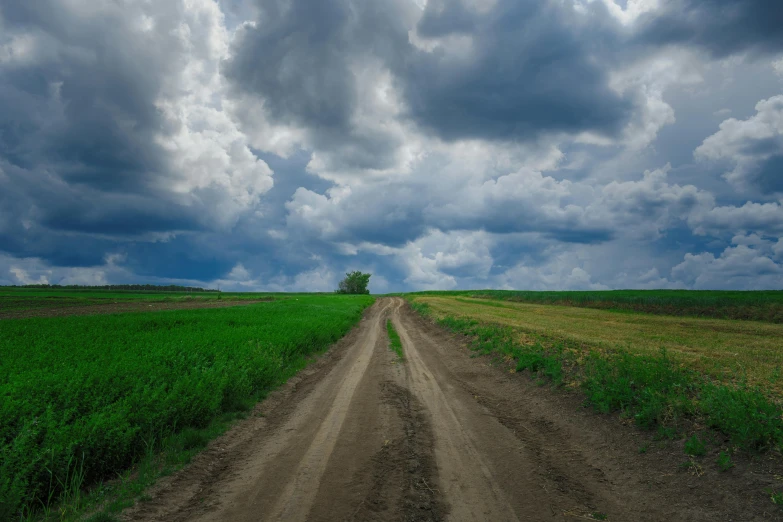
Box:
386;320;404;361
716;451;734;471
684;435;707;457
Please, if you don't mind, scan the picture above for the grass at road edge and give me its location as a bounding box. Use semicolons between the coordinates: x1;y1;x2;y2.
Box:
408;299;783;454
387;319;404;362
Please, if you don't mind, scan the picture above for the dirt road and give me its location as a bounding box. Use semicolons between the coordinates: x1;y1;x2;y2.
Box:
124;298;782;521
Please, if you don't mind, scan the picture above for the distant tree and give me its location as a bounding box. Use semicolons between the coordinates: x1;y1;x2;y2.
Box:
336;271;371;294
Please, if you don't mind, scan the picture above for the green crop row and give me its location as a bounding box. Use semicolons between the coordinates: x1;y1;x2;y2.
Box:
0;295;374;519
404;289;783;323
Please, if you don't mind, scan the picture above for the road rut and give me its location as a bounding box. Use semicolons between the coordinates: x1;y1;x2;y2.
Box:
123;297;783;522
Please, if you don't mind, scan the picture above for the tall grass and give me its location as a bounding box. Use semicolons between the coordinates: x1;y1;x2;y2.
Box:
0;295;373;520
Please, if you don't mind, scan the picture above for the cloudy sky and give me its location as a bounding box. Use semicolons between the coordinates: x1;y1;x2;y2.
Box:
1;0;782;292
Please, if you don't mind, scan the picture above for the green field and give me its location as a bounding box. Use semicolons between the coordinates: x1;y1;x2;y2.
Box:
404;289;783;323
0;294;373;519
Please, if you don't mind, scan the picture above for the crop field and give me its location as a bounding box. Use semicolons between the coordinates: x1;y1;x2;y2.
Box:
0;288;328;320
409;295;783;452
405;289;783;323
0;294;374;519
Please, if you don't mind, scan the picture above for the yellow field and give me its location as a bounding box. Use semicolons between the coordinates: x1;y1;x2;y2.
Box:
415;296;783;393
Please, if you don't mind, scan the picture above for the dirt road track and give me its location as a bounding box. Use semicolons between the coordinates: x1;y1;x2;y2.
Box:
123;298;782;522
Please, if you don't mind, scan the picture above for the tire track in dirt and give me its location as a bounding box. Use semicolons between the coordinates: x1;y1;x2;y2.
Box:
390;298;522;521
264;297;389;521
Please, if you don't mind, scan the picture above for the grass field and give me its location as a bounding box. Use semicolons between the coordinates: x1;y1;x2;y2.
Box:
0;294;374;520
405;289;783;323
409;295;783;454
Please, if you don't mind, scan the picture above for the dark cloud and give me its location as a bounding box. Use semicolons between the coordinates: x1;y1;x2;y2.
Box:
122;237;236;281
224;1;358;131
0;2;168;188
223;0;414;172
754;155;783;194
637;0;783;57
402;0;632;141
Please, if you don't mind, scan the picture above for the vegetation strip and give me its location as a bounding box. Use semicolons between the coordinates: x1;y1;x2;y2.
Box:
404;289;783;323
408;300;783;455
0;295;374;520
414;296;783;394
386;319;404;361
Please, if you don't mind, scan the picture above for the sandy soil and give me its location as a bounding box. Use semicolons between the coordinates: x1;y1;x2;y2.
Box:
0;299;271;319
121;298;783;521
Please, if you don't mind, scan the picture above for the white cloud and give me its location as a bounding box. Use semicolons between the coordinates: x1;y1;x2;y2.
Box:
9;266;50;286
695;95;783;193
600;0;661;25
671;239;783;290
594;164;714;239
151;0;273;225
773;57;783;77
689;201;783;236
609;49;704;149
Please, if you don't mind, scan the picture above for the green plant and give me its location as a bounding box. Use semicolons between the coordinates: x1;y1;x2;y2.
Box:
386;320;404;361
684;435;707;457
716;451;734;471
654;426;678;440
699;383;783;451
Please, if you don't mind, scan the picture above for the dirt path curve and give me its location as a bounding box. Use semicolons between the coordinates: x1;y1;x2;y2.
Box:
124;297;780;522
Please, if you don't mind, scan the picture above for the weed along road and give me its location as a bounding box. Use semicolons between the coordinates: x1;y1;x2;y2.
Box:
123;298;773;522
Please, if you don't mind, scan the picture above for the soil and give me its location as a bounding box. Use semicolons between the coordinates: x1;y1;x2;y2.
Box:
120;298;783;521
0;298;272;320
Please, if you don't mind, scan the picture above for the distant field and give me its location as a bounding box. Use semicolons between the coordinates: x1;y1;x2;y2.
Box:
405;289;783;323
415;296;783;392
0;288;326;319
0;287;320;303
0;294;374;519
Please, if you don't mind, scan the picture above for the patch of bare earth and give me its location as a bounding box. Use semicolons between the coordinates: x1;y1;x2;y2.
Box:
119;298;783;521
0;298;272;320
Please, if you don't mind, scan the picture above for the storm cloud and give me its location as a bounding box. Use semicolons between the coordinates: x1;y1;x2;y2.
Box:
1;0;782;291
